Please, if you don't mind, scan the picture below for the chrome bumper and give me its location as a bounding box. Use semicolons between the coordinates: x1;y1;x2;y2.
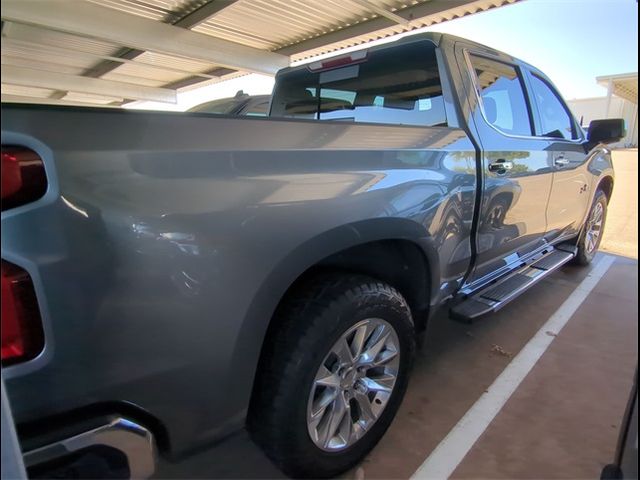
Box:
23;417;156;478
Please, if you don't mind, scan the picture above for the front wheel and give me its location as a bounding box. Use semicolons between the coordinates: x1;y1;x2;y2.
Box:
574;189;608;265
249;274;416;478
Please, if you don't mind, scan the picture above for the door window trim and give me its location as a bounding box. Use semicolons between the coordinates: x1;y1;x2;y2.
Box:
463;49;537;140
523;68;585;144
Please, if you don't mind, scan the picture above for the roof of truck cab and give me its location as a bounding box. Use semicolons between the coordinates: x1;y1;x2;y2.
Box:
275;32;445;77
276;31;534;77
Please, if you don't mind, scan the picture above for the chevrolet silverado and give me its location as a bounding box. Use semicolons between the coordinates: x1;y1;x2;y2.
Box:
1;33;625;478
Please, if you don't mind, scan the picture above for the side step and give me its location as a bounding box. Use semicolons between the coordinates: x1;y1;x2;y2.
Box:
450;248;575;323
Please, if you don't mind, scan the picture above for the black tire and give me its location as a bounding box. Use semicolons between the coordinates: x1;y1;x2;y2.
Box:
574;189;608;266
600;464;623;480
248;274;416;478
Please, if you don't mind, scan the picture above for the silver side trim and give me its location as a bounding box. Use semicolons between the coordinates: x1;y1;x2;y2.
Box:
23;417;156;479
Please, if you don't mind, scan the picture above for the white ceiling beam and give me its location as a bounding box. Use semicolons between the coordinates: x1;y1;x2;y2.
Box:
1;0;290;75
2;65;177;103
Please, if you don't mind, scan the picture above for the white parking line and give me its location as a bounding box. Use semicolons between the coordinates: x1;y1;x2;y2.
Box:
411;254;617;480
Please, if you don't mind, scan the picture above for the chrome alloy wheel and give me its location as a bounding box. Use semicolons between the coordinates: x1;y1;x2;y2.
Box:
585;201;604;253
306;318;400;451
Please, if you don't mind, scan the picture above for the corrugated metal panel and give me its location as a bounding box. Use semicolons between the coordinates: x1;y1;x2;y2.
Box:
192;0;388;51
0;55;88;77
598;74;638;104
287;0;521;61
3;22;122;58
614;79;638;103
86;0;210;22
190;0;519;62
1;42;92;69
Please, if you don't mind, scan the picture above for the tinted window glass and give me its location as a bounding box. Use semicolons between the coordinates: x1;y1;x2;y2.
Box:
188;98;243;114
530;74;576;140
270;40;447;127
469;55;532;136
244;100;270;117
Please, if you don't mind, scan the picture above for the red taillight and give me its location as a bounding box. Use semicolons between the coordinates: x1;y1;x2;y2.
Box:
1;261;44;366
1;146;47;212
307;50;368;72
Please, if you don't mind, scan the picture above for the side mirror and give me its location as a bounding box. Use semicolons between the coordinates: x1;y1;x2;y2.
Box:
587;118;626;146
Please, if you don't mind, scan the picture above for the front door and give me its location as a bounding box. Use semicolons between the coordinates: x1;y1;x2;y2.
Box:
523;70;591;241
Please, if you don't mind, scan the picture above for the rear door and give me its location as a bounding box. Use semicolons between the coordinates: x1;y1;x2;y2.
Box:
455;44;555;286
522;68;591;241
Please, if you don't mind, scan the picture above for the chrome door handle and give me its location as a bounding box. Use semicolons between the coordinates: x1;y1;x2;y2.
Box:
488;160;513;173
554;156;570;167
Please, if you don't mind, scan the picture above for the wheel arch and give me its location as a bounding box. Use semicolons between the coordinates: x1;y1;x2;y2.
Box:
232;218;436;424
597;175;614;203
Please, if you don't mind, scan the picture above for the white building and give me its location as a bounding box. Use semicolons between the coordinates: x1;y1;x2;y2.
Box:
568;73;638;148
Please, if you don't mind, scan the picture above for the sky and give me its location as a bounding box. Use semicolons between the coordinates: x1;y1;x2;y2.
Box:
128;0;638;111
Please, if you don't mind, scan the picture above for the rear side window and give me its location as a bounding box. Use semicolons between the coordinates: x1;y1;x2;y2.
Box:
188;98;241;114
529;74;577;140
468;55;532;136
270;40;447;127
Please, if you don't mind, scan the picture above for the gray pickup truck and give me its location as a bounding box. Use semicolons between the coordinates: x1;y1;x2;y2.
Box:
1;33;625;479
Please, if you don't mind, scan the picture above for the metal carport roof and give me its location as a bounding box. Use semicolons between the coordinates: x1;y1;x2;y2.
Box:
597;73;638;105
1;0;520;107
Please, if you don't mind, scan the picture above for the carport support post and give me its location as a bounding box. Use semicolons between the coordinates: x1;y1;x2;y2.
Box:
605;78;614;117
627;101;638;147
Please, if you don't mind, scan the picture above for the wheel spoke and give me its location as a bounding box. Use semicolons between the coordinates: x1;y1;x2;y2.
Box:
360;376;394;393
309;389;337;427
372;349;398;367
585;201;605;254
337;408;353;445
369;372;397;388
320;394;348;448
354;391;376;426
593;205;603;223
334;337;354;365
350;422;366;442
359;326;391;365
351;323;374;360
315;365;341;388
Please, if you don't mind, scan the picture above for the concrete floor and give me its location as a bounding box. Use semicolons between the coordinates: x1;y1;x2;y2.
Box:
154;152;639;479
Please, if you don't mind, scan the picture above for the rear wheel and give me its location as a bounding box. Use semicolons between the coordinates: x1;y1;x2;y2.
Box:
249;274;415;478
574;189;608;265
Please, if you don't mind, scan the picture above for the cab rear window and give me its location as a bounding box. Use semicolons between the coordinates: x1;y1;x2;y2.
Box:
270;40;447;128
